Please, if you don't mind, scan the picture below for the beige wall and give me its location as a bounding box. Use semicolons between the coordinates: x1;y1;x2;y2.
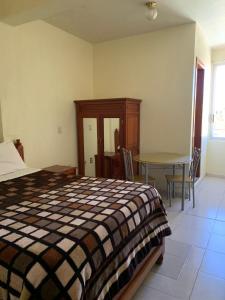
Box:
0;20;212;179
0;20;93;168
207;47;225;176
211;47;225;64
194;26;211;179
93;24;196;188
94;25;196;152
0;103;3;142
0;23;12;143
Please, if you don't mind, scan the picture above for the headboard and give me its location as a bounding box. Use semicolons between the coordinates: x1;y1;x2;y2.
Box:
14;139;24;161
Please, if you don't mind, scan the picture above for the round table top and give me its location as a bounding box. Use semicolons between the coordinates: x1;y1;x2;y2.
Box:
133;152;192;165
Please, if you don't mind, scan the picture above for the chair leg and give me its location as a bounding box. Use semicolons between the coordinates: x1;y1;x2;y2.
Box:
167;182;169;200
188;182;191;201
172;165;175;198
172;182;175;198
192;181;195;208
169;183;172;207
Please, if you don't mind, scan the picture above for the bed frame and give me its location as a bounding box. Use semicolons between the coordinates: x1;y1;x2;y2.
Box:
118;239;164;300
14;139;24;161
13;139;165;300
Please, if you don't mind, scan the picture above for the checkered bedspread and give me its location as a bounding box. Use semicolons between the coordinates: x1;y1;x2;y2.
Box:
0;171;171;300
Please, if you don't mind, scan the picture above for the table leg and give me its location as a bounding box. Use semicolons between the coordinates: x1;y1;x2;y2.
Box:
145;163;148;184
172;165;175;198
181;163;186;211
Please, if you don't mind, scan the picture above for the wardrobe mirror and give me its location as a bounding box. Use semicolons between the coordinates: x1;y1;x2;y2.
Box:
83;118;97;177
104;118;120;153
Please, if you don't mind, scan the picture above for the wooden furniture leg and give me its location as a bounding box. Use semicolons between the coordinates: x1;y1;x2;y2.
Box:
156;253;164;265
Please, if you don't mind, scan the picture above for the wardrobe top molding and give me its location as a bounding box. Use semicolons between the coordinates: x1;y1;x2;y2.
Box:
74;98;142;116
74;98;142;104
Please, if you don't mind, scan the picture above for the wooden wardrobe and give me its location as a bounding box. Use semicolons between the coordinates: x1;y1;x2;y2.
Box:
74;98;141;179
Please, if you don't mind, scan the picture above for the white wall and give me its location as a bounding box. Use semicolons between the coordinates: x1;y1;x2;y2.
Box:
207;47;225;176
194;26;211;179
0;20;93;168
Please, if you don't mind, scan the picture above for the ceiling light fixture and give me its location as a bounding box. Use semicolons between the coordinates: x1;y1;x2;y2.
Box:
145;1;158;21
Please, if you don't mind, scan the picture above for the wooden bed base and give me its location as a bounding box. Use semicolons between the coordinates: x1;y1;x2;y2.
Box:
13;139;165;300
117;238;165;300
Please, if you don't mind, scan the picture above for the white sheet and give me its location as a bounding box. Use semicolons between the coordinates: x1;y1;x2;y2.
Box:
0;168;40;182
0;141;27;175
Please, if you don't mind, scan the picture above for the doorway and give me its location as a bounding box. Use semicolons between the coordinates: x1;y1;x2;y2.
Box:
193;59;205;178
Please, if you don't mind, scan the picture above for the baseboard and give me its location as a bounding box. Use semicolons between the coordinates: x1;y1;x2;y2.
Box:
195;176;205;186
206;173;225;179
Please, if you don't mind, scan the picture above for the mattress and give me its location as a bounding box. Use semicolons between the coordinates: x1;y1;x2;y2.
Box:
0;171;171;299
0;168;40;183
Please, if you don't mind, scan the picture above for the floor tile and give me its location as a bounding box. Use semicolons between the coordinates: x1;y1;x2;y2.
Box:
212;220;225;236
133;286;182;300
216;198;225;222
135;176;225;299
200;250;225;280
199;177;225;192
207;234;225;254
152;253;186;279
170;214;214;248
186;176;225;219
142;245;204;299
143;266;196;299
165;239;191;261
170;225;211;248
165;198;192;213
186;200;219;219
166;211;183;230
174;214;214;232
190;272;225;300
183;246;205;270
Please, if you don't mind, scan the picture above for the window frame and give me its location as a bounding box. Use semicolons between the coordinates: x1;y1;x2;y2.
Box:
210;61;225;140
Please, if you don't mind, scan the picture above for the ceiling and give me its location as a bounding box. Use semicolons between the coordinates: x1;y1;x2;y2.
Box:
1;0;225;47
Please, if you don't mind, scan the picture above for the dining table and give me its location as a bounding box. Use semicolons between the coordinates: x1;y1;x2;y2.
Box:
133;152;192;210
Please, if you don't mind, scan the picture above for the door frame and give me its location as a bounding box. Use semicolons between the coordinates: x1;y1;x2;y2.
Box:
192;58;205;178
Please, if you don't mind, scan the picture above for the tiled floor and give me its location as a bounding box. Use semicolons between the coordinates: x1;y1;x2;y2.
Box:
133;176;225;300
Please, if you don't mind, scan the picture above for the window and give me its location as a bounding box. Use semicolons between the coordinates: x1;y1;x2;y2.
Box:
211;63;225;138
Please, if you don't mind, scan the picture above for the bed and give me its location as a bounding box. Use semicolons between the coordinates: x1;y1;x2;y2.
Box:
0;140;171;300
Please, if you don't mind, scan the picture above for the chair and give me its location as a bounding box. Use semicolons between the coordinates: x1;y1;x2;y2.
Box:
165;148;201;208
122;148;156;186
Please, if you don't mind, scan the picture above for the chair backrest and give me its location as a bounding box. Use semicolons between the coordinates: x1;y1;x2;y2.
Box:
189;147;201;180
122;148;134;181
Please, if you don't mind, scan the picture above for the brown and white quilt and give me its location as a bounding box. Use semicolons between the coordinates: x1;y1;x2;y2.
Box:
0;171;171;300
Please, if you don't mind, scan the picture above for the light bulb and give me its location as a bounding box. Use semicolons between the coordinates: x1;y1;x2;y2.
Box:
145;1;158;21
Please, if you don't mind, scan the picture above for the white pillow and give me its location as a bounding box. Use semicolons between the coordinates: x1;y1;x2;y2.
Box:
0;141;27;176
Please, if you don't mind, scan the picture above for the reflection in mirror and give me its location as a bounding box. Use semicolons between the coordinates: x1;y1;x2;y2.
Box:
83;118;97;177
104;118;120;153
